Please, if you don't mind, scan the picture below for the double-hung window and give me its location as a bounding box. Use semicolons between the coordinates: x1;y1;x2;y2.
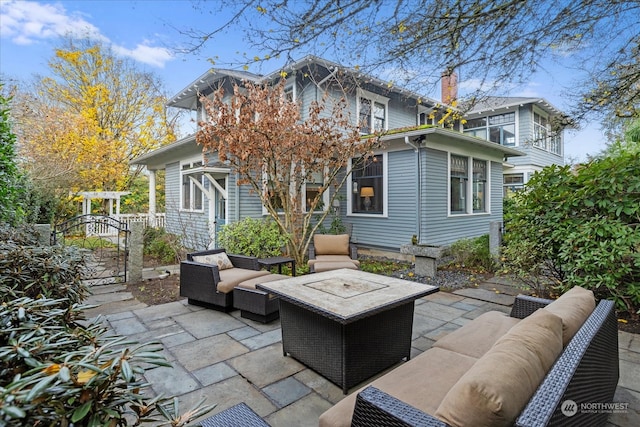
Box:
181;160;204;211
450;154;489;215
351;154;384;214
357;89;388;134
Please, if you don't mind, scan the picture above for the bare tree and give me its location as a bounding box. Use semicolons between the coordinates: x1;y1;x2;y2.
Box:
180;0;640;122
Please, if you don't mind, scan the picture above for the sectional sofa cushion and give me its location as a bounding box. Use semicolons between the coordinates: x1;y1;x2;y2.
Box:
433;311;521;359
216;268;271;293
435;308;563;427
318;347;478;427
543;285;596;346
313;234;350;255
192;252;234;270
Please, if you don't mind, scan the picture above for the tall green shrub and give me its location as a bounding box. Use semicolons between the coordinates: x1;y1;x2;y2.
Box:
218;217;289;258
0;87;26;225
503;153;640;314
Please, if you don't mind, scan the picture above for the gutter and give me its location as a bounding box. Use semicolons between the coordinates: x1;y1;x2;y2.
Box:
405;136;422;244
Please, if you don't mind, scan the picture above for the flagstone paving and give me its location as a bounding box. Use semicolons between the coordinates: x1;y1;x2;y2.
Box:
84;274;640;426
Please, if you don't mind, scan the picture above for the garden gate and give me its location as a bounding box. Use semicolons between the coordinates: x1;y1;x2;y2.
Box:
52;214;129;285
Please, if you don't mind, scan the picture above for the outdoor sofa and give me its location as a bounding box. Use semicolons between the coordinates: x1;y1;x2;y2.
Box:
180;249;284;319
308;234;360;273
320;286;619;427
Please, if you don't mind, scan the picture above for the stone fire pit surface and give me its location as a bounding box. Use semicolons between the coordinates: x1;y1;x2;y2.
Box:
257;268;438;319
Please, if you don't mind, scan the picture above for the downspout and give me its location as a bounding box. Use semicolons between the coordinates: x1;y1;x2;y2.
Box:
405;136;422;244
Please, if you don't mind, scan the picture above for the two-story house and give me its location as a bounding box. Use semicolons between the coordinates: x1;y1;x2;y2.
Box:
463;97;565;196
131;56;523;253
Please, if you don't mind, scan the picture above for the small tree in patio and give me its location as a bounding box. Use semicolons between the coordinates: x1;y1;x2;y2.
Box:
197;79;380;266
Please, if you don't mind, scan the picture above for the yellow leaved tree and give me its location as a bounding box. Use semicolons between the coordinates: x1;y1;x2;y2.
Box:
15;36;177;199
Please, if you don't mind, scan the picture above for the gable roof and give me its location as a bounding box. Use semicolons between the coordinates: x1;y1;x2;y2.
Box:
167;55;444;111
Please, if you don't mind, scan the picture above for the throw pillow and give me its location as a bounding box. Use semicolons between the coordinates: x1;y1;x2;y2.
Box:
434;308;563;427
544;285;595;346
192;252;234;270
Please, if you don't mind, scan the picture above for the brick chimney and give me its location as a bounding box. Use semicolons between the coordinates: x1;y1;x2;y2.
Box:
441;70;458;105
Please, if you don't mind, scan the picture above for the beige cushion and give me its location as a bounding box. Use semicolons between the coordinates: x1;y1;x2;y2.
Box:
236;274;290;290
435;309;563;427
192;252;234;270
313;234;350;255
313;262;359;273
319;347;478;427
544;285;595;346
434;311;521;358
308;255;360;267
216;268;271;293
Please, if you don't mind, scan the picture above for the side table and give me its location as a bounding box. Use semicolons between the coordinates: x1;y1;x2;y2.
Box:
258;256;296;276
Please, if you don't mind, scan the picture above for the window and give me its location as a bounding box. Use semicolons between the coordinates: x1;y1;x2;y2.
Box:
464;113;515;146
450;155;468;214
488;112;516;146
450;155;490;215
533;112;548;149
503;173;524;197
304;170;327;212
351;154;383;214
181;160;204;211
357;89;388;134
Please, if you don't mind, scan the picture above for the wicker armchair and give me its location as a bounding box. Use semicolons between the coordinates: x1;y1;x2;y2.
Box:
180;249;269;311
307;234;359;273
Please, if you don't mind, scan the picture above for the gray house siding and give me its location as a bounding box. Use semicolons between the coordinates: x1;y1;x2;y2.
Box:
509;105;564;168
419;149;504;246
349;149;419;249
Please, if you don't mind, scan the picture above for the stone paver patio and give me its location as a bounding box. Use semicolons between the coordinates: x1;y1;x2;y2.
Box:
85;275;640;426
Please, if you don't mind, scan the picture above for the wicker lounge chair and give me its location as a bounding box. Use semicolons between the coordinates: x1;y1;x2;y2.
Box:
180;249;270;311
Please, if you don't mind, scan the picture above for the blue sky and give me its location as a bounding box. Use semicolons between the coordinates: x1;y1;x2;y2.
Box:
0;0;607;162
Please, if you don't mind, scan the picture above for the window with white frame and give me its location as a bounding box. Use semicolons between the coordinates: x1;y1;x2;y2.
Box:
351;154;384;214
503;173;524;197
357;89;388;134
533;112;549;149
450;155;489;215
264;166;329;213
464;113;515;146
181;160;204;211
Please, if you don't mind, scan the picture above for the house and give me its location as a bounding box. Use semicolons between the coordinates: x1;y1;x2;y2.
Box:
131;56;524;253
463;97;566;196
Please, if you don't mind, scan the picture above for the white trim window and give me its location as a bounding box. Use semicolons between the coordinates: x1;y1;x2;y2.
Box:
449;154;490;215
533;110;562;155
349;153;386;216
357;89;389;134
181;159;204;211
464;112;516;146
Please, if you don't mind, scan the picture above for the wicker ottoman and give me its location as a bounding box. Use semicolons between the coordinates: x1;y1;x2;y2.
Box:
201;402;270;427
233;274;290;323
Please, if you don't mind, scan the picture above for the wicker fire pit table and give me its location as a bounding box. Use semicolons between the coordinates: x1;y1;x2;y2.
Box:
257;268;439;394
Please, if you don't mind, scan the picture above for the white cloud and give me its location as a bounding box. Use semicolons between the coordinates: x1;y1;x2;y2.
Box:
0;0;172;67
0;0;102;44
112;43;173;68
